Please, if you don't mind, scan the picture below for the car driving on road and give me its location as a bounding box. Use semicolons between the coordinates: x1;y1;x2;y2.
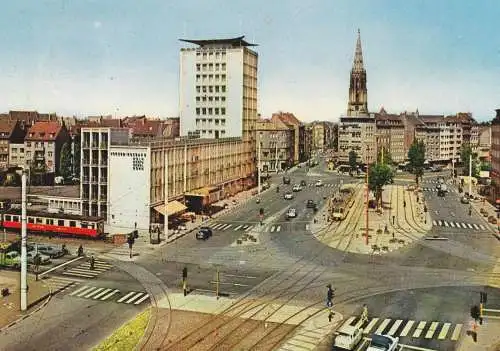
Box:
26;251;51;265
367;334;399;351
284;192;294;200
196;227;213;240
292;184;302;192
286;208;297;219
36;245;65;258
315;180;323;187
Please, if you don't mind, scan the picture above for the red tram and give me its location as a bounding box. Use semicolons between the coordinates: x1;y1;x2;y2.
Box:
0;209;104;239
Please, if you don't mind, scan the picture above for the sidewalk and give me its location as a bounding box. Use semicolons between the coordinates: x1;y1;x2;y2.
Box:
157;292;344;350
456;318;500;351
0;270;51;331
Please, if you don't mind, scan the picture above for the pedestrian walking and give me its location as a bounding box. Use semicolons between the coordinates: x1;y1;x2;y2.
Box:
90;255;95;270
361;304;368;324
77;245;83;257
328;310;335;322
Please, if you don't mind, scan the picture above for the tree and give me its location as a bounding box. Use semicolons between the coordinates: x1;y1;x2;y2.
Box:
368;162;394;209
348;150;358;171
408;140;426;186
377;146;393;165
73;135;81;178
460;144;479;177
59;142;72;179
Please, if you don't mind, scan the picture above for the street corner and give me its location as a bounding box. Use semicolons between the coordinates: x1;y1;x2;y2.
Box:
0;271;52;331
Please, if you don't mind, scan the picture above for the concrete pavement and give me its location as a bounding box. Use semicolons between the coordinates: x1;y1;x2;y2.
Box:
456;318;500;351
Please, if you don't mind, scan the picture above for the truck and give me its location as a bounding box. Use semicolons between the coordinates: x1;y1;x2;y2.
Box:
333;324;363;350
331;184;356;221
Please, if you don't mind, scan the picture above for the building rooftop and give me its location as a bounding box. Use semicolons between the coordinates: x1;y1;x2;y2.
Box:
179;36;258;48
256;118;290;131
0;185;80;201
25;121;64;141
0;120;19;139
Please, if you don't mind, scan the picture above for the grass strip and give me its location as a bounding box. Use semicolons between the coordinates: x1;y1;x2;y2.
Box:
93;308;151;351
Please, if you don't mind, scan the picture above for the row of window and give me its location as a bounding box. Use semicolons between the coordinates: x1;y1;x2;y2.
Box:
195;107;226;116
195;118;226;126
196;95;226;103
110;152;147;157
196;85;226;94
196;63;226;72
196;51;227;60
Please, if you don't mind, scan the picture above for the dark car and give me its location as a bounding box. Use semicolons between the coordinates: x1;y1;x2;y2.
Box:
283;176;291;185
300;180;307;186
196;227;213;240
306;200;316;208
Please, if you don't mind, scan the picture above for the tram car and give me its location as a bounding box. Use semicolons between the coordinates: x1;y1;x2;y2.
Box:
0;209;104;239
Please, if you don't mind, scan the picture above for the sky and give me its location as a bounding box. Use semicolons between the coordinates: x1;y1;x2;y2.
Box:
0;1;499;122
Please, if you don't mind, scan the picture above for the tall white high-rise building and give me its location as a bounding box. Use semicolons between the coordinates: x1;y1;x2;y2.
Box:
179;36;258;142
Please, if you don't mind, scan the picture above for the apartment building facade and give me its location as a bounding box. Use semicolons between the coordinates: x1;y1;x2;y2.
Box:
0;120;25;169
489;109;500;204
256;118;293;172
338;115;376;164
375;112;406;163
24;121;70;173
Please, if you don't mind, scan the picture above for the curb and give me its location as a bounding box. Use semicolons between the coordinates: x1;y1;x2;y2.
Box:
0;283;53;334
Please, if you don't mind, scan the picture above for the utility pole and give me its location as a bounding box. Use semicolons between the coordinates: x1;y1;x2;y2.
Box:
469;153;472;195
21;170;28;311
183;142;187;193
258;133;261;197
365;146;370;246
275;142;279;173
164;146;169;241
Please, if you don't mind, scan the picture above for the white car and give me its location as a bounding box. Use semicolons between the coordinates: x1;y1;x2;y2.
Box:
315;180;323;187
26;251;51;265
284;192;294;200
292;184;302;192
367;334;399;351
286;208;297;218
333;325;363;350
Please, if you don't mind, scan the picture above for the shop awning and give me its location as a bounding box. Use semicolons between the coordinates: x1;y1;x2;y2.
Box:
154;200;187;216
185;186;219;197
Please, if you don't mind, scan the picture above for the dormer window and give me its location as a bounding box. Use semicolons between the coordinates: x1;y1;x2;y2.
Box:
49;133;55;138
29;133;34;137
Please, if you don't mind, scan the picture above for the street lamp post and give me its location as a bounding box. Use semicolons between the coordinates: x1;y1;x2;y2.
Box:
365;146;370;246
20;169;28;311
258;133;262;198
469;154;472;195
164;146;169;241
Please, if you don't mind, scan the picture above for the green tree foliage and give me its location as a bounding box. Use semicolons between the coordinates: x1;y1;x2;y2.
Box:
348;150;358;171
408;140;426;185
377;146;393;165
368;163;394;209
460;145;479;177
59;142;73;179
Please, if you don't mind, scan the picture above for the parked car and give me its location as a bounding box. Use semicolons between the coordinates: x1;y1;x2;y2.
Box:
292;184;302;192
284;192;294;200
333;325;363;350
26;251;51;265
367;334;399;351
286;208;297;219
261;182;270;191
315;180;323;187
300;180;307;187
488;215;497;224
460;196;470;204
36;245;65;258
4;251;21;268
196;227;213;240
306;199;316;209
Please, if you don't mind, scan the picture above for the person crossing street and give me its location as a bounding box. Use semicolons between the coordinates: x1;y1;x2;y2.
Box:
90;254;95;270
361;304;368;324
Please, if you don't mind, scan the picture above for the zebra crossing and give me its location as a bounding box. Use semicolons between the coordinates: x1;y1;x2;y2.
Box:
60;258;113;279
432;219;486;231
44;276;82;293
68;285;150;305
211;223;284;233
345;315;463;342
304;183;338;188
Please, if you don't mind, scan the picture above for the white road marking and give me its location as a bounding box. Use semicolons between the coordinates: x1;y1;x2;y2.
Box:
224;224;233;230
134;294;150;305
276;225;281;232
84;287;104;299
63;271;96;278
242;225;249;230
412;321;426;338
234;225;243;231
438;322;451;340
450;222;456;228
375;319;391;334
100;289;120;301
223;274;258;279
443;221;449;227
39;256;84;277
77;286;97;297
270;226;276;232
70;285;91;296
479;224;486;230
467;223;473;229
245;225;253;232
117;291;136;303
472;224;479;230
425;321;439;339
451;324;462;341
125;292;144;304
400;320;415;337
388;319;403;336
432;220;437;226
93;288;112;300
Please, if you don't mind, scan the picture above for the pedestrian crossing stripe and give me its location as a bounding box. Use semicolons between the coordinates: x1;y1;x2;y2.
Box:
68;285;149;305
61;259;112;279
349;316;463;341
45;276;82;292
432;220;486;231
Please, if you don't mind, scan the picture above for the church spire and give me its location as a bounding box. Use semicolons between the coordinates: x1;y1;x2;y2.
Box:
353;29;364;71
347;29;368;117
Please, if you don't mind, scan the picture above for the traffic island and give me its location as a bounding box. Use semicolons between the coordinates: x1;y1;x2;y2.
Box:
0;271;51;331
93;308;151;351
321;185;430;255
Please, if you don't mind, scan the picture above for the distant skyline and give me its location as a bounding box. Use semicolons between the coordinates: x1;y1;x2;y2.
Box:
1;1;499;122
